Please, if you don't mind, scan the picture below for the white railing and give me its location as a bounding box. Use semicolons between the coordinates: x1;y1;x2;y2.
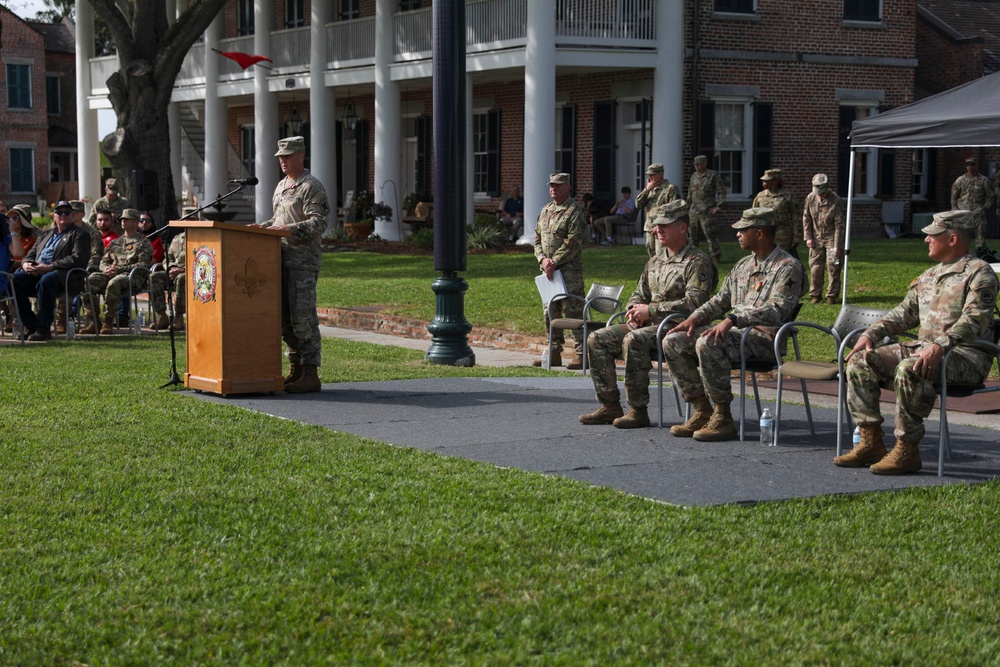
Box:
217;35;256;79
90;54;119;93
271;26;310;71
467;0;527;48
555;0;655;42
177;43;206;85
327;16;376;66
395;8;432;58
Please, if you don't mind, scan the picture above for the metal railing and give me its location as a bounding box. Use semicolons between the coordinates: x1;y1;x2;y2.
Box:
90;54;119;92
395;7;432;58
177;43;206;85
327;16;376;66
467;0;527;50
555;0;656;42
217;35;256;79
271;26;310;71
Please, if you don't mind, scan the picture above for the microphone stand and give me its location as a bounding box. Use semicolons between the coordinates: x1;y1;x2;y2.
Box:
157;182;253;389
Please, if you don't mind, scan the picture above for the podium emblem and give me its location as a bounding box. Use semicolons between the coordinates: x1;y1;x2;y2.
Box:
235;257;266;297
192;246;218;303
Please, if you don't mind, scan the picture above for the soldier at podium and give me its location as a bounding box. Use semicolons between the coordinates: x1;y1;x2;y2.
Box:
253;136;329;394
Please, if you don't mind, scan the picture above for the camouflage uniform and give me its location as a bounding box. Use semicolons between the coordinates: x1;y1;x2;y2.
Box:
688;169;727;258
753;188;800;254
588;242;714;409
802;190;845;301
636;181;680;257
662;246;805;405
847;254;999;442
87;233;153;319
259;169;329;368
951;173;994;248
86;194;129;235
150;232;186;317
533;194;588;356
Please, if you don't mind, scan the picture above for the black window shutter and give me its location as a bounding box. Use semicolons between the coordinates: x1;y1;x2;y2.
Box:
415;115;430;196
559;104;577;194
837;106;856;195
927;148;937;200
355;118;368;193
593;101;616;204
487;109;501;197
696;100;715;166
335;121;344;202
752;101;773;185
879;150;895;197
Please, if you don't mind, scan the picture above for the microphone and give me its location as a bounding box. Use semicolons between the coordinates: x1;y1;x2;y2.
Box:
228;177;259;186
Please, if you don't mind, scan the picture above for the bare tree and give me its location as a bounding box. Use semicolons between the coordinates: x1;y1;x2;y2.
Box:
89;0;228;221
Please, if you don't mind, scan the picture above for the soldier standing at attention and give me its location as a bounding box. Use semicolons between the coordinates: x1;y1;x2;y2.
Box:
836;210;999;474
951;157;994;249
752;168;800;258
661;208;805;442
533;172;588;370
579;199;715;429
802;173;845;305
252;136;329;394
635;163;680;258
687;155;727;266
86;178;128;235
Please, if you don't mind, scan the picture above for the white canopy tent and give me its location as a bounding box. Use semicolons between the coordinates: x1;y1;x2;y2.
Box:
843;71;1000;304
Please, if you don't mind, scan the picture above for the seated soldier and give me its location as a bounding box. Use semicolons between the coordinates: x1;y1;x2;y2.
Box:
148;230;186;331
579;199;715;428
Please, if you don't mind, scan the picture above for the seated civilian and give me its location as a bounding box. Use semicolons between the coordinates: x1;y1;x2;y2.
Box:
499;185;524;242
593;186;636;245
139;213;164;264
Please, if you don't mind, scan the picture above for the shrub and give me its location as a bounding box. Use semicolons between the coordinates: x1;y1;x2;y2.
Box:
409;226;434;250
467;218;508;250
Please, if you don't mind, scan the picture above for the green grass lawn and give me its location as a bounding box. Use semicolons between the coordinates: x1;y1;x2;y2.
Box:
2;337;1000;664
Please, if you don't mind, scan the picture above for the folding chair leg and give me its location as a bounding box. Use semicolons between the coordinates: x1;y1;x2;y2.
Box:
774;371;784;446
799;378;815;435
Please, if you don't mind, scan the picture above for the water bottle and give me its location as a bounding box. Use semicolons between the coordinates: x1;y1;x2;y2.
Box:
852;426;861;449
541;349;551;370
759;408;774;446
66;319;75;340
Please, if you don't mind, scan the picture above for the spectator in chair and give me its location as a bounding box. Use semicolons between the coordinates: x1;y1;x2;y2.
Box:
499;185;524;242
592;186;636;246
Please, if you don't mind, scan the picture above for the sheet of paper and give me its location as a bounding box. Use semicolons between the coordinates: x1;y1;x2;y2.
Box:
535;270;567;305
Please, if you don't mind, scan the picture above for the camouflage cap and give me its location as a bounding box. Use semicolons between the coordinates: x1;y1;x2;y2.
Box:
275;136;305;156
965;156;978;165
548;172;570;185
692;155;708;165
69;200;86;212
653;199;689;225
811;173;829;194
105;177;119;193
922;210;975;235
646;163;664;175
120;208;142;220
732;207;777;229
760;168;783;181
53;200;73;213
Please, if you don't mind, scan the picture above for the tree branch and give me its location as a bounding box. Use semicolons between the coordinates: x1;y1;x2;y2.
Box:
88;0;132;61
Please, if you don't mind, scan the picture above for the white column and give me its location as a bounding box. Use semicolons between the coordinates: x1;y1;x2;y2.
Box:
466;74;474;230
518;0;556;245
75;0;100;203
374;0;402;240
203;14;228;208
652;0;684;186
168;103;182;206
311;0;337;231
255;0;279;222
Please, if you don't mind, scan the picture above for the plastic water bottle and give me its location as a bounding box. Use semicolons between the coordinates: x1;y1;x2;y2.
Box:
541;349;551;370
852;426;861;449
760;408;774;446
66;319;75;340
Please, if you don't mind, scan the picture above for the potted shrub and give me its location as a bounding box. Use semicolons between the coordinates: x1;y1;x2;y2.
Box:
344;190;374;240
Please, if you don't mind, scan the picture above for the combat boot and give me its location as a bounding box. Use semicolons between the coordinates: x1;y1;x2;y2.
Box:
54;313;67;335
99;315;115;335
566;354;584;371
79;320;98;335
154;313;171;330
833;424;887;467
532;352;562;368
870;438;922;475
171;315;186;331
613;406;650;429
810;296;821;304
285;364;321;394
693;402;737;441
284;361;303;388
825;296;837;305
579;402;624;425
669;395;714;438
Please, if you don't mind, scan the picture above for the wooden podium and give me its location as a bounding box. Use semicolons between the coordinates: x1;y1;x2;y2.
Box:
169;220;291;396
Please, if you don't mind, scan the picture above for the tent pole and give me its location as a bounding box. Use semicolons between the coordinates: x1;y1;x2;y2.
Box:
841;149;857;308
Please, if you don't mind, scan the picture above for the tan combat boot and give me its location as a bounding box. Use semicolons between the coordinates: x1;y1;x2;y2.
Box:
669;395;714;438
79;320;98;335
566;354;584;371
693;402;738;442
579;402;624;425
532;352;562;368
99;315;115;334
284;361;303;388
154;313;171;330
870;438;922;475
285;364;321;394
171;315;185;331
833;424;887;468
613;406;650;429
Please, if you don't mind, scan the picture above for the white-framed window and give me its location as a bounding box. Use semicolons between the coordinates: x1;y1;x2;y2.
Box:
912;149;929;200
286;0;305;28
237;0;254;35
473;110;489;195
843;102;879;197
10;147;35;193
715;0;755;13
340;0;360;20
844;0;880;22
714;99;751;198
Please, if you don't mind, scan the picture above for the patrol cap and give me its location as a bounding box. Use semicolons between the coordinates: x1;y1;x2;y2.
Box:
53;200;73;214
120;208;142;220
812;173;829;194
275;136;305;156
548;172;570;185
965;156;978;165
7;206;33;230
105;177;119;193
693;155;708;165
646;163;664;175
69;200;86;212
653;199;689;225
921;210;975;235
732;207;777;229
760;168;783;181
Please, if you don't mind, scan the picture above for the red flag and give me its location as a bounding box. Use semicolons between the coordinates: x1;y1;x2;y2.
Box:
215;49;273;70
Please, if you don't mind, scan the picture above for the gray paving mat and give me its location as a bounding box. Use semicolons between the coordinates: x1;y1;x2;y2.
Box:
191;376;1000;506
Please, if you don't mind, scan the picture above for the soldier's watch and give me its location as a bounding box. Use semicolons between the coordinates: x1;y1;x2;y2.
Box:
727;313;738;327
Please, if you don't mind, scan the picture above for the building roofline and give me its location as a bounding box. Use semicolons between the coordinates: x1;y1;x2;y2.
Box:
917;4;987;45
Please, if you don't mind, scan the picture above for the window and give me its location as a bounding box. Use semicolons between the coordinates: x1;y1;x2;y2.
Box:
714;102;748;197
240;126;255;177
838;104;879;196
554;105;576;190
7;63;31;109
472;109;501;196
46;75;60;115
286;0;305;28
715;0;755;13
912;149;929;200
9;148;34;193
340;0;360;20
237;0;254;35
844;0;880;22
399;0;421;9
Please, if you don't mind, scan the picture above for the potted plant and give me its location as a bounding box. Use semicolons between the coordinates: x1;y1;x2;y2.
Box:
344;190;374;240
